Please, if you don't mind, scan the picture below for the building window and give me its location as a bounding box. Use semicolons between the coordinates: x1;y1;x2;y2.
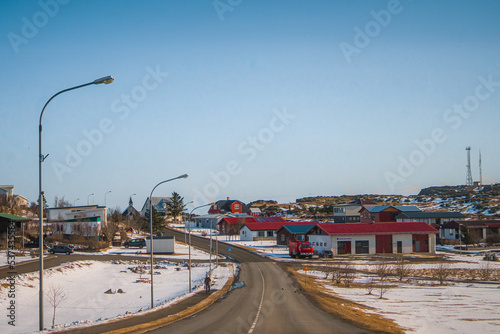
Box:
234;204;240;210
258;231;265;237
355;241;369;254
297;235;304;241
281;234;285;242
267;231;273;237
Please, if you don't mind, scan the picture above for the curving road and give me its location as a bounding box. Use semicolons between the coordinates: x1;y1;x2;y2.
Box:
154;228;371;334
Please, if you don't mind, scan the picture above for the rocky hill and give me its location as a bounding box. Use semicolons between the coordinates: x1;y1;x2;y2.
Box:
251;184;500;220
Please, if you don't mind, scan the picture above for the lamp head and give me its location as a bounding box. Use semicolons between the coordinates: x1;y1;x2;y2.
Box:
93;76;114;85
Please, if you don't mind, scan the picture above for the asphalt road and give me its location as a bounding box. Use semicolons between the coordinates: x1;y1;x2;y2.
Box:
154;228;371;334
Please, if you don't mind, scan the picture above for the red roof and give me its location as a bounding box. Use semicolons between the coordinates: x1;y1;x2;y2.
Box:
221;216;287;226
317;222;438;235
242;221;316;231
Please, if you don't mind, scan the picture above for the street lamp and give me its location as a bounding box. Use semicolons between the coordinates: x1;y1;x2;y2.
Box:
74;198;79;206
87;193;94;205
188;202;214;292
149;174;188;309
183;201;194;244
38;75;113;330
104;191;111;207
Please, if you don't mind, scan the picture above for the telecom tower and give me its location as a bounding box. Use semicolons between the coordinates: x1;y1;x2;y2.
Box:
479;150;482;185
466;146;473;186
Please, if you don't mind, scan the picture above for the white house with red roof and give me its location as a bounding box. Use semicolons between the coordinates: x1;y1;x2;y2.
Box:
239;221;312;241
308;222;438;255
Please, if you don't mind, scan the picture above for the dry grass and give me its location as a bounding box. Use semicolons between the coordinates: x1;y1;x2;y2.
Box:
288;268;405;334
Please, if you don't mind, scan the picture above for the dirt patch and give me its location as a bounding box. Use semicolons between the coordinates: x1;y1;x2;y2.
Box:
287;267;405;334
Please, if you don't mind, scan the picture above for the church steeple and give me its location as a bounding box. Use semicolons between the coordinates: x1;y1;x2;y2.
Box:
129;197;133;206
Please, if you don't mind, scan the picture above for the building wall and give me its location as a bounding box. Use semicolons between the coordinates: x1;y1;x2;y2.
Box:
392;234;412;254
330;235;376;255
240;226;253;241
308;235;331;253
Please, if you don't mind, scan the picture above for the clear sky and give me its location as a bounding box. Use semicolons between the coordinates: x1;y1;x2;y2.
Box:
1;0;499;213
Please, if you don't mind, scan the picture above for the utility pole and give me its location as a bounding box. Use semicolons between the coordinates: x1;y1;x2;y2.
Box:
466;146;473;186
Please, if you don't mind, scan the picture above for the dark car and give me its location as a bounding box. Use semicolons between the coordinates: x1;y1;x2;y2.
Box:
48;245;73;255
122;238;146;248
319;250;333;258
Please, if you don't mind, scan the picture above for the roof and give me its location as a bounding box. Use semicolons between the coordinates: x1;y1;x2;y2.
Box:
279;224;317;234
242;221;314;231
395;212;466;219
221;216;287;225
316;222;438;235
361;205;421;213
249;208;261;213
0;213;29;221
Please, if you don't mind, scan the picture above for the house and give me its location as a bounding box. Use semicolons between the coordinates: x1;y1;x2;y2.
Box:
219;216;287;236
276;224;317;245
141;196;172;217
307;222;438;255
122;197;140;221
239;221;315;241
441;220;500;242
47;205;107;237
396;211;465;226
209;198;250;215
359;205;421;223
333;199;376;223
191;214;225;229
249;207;262;217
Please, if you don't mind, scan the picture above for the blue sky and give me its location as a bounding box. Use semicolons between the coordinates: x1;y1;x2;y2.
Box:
1;0;499;212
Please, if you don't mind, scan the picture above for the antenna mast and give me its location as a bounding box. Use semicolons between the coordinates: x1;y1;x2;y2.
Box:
479;150;482;185
466;146;473;186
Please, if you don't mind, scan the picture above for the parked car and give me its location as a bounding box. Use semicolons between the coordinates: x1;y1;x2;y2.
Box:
123;238;146;248
48;245;73;255
319;250;333;258
25;240;48;248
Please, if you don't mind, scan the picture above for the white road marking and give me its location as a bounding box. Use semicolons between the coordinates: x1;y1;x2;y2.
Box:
248;266;265;334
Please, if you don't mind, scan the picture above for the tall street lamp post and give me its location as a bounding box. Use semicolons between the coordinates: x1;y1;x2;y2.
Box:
87;193;94;205
104;190;111;207
149;174;188;309
38;75;113;330
74;198;79;206
188;202;214;292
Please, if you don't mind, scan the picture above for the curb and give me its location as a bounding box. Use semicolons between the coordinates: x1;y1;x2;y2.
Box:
101;265;235;334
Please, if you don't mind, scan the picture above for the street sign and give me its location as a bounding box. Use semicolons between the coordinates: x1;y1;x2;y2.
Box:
228;248;232;252
304;266;309;271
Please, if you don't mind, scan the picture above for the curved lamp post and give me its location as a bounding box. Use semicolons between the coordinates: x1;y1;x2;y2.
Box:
104;190;112;207
188;202;214;292
87;193;94;205
149;174;188;309
74;198;80;206
38;75;113;330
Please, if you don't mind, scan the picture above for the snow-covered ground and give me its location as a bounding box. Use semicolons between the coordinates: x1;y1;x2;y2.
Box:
1;260;233;333
0;250;44;268
299;250;500;334
76;242;222;260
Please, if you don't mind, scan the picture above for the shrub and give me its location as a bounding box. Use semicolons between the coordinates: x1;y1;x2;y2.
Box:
485;233;500;246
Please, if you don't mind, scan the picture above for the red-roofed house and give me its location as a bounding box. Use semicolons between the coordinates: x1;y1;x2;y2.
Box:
218;216;286;236
239;221;313;241
308;222;438;255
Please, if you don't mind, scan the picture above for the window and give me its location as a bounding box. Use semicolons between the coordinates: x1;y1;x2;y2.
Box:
297;235;304;241
234;204;240;210
281;234;285;242
258;231;265;237
267;231;273;237
355;241;369;254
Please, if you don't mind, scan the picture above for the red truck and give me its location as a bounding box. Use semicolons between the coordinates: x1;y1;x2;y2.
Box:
289;240;314;258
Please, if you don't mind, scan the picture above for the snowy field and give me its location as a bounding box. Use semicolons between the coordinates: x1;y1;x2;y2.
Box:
0;260;233;333
300;253;500;334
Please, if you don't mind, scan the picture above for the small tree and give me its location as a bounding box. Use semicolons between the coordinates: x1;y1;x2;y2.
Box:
45;285;67;328
479;262;492;281
378;283;391;299
375;259;390;281
54;196;71;208
394;255;412;281
433;263;451;285
366;278;375;295
342;262;355;287
166;192;185;221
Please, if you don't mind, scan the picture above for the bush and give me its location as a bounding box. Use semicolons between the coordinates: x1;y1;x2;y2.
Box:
486;233;500;246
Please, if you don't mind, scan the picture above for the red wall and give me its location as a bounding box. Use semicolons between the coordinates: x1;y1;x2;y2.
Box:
412;234;429;252
376;234;393;253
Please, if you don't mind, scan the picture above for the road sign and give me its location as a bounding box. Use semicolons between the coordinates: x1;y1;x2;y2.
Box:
304;266;309;271
228;248;232;252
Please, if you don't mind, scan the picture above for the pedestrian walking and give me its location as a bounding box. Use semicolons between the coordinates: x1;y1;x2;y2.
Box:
204;274;211;293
